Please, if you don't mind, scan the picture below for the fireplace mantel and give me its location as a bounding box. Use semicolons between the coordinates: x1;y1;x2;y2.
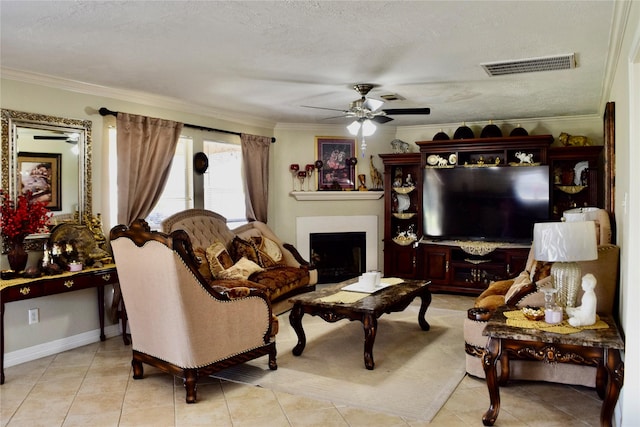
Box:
290;191;384;201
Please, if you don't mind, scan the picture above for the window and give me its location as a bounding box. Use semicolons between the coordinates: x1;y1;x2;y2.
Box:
145;136;194;229
203;140;246;227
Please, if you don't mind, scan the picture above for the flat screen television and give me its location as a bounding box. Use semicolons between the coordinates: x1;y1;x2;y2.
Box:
423;166;550;243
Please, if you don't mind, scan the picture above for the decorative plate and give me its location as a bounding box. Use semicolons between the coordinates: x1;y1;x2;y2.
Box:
396;194;410;212
193;152;209;174
427;154;439;166
393;186;415;194
449;154;457;165
392;235;417;246
393;212;416;219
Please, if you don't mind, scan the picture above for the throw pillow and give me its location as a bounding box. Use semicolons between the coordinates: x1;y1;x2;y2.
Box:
475;279;514;304
504;271;536;306
530;260;552;283
217;257;264;280
230;236;261;265
193;247;214;281
250;236;284;268
205;241;234;278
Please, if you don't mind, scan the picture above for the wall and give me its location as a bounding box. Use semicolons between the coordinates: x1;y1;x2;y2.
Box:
606;1;640;424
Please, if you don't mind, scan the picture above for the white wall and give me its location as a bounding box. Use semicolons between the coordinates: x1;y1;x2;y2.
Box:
607;1;640;424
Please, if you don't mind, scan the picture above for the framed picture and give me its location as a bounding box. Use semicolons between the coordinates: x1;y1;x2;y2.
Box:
316;136;356;190
17;152;62;211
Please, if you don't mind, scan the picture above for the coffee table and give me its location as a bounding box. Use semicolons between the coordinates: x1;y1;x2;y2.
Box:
288;279;431;370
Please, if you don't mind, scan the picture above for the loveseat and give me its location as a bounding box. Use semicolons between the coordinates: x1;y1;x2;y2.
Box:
161;209;317;310
464;209;620;387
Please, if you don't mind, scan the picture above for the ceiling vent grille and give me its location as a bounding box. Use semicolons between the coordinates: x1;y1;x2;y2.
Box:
481;53;576;76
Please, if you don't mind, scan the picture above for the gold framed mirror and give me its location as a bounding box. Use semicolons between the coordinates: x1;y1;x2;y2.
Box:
1;109;92;224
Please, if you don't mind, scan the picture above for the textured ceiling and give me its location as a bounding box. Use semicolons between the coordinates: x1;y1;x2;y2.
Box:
0;1;617;127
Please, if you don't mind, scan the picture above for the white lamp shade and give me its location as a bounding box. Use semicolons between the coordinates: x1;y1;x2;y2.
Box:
533;221;598;262
563;207;600;222
347;120;361;136
361;119;376;136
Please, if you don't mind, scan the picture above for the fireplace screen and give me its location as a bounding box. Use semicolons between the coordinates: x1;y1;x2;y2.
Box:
310;232;366;283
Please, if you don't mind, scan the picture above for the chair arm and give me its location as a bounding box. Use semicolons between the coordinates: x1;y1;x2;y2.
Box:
282;243;316;270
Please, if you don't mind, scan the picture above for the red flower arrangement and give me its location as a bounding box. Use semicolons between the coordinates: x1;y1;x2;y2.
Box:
0;190;52;242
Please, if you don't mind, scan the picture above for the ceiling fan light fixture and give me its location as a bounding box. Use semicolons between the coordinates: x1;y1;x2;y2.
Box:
347;120;361;136
362;119;376;136
363;98;384;112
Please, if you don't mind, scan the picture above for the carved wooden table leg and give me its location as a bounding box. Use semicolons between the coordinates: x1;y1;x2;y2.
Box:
600;348;624;427
1;301;5;384
482;336;501;426
290;303;306;356
418;289;432;331
97;284;106;341
363;314;378;370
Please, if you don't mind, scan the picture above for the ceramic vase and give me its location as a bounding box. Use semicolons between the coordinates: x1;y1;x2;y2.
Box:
7;238;28;272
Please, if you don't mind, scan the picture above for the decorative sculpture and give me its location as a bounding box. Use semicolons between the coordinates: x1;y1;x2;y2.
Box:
566;273;598;327
369;155;383;190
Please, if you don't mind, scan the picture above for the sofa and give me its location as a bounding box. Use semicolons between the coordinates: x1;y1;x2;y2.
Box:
464;209;620;387
161;209;317;310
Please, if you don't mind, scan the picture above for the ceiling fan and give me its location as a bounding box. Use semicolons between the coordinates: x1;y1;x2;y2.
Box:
33;133;79;143
302;83;431;124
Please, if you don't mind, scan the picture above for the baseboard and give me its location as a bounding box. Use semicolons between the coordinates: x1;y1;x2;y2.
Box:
4;324;122;368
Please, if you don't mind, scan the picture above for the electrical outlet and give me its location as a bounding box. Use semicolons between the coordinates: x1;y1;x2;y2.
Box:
28;308;39;325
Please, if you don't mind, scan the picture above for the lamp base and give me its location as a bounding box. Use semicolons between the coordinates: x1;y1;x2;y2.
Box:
551;261;582;308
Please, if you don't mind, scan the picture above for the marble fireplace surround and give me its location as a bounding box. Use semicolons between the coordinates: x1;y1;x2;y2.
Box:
296;215;378;272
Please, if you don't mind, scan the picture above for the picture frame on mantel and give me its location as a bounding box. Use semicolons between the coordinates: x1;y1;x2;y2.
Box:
316;136;356;190
17;151;62;211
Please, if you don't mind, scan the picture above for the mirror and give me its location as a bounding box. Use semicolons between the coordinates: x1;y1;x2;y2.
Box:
1;109;92;224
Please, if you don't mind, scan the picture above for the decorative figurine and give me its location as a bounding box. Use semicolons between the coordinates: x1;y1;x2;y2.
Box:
369;155;383;190
358;174;367;191
566;274;598;327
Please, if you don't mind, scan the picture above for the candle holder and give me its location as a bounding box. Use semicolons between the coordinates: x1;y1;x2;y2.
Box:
297;170;307;191
289;164;299;191
305;164;315;191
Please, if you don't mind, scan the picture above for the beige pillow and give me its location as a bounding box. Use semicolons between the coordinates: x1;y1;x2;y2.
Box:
193;247;214;281
206;241;234;278
251;236;284;268
505;271;536;306
217;257;264;280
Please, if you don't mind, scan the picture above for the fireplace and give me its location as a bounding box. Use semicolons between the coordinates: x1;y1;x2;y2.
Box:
310;231;366;283
296;215;378;283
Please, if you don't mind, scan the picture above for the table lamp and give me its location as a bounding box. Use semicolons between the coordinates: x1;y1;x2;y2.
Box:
533;221;598;308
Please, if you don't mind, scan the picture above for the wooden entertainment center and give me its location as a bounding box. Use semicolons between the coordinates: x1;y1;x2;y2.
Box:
380;135;603;295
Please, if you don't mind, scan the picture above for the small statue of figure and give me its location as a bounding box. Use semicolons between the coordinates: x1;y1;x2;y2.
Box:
404;173;414;187
358;174;367;191
566;274;598;327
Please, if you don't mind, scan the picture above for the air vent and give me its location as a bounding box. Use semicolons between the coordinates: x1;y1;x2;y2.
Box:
380;93;405;101
481;53;576;76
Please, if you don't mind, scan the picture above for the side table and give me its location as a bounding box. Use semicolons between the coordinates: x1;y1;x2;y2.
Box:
0;265;118;384
481;306;624;427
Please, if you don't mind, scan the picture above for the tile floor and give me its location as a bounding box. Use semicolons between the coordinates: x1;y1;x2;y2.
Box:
1;293;604;426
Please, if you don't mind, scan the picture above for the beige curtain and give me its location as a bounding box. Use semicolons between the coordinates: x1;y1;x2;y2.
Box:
241;133;271;222
116;113;183;226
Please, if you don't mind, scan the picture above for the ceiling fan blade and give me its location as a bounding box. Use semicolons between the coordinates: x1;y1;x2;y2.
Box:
372;115;394;124
301;105;349;113
363;98;384;112
33;135;70;140
383;108;431;115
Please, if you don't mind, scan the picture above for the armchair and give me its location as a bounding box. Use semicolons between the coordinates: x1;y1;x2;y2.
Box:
110;219;277;403
464;209;620;387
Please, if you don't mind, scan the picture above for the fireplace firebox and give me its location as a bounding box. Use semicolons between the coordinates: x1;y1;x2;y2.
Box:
310;232;366;283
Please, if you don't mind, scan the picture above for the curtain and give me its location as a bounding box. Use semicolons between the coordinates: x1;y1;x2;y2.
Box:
116;113;183;226
241;133;271;222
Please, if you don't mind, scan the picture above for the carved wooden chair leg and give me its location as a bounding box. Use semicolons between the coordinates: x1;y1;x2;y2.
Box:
132;358;144;379
184;370;198;403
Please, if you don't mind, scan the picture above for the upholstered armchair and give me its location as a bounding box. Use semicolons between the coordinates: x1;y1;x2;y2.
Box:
110;219;277;403
464;209;620;387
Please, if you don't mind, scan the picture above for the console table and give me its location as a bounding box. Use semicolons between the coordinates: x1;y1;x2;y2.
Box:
481;306;624;426
0;264;118;384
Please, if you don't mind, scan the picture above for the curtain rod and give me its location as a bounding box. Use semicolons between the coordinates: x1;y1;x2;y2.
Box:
98;107;275;143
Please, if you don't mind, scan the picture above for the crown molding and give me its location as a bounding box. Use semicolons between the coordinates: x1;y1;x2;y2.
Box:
0;68;276;129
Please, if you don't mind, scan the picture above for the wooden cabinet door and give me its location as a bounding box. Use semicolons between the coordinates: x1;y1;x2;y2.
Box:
421;245;450;284
384;243;418;279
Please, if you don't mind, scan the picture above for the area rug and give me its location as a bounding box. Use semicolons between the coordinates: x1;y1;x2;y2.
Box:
212;304;466;422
